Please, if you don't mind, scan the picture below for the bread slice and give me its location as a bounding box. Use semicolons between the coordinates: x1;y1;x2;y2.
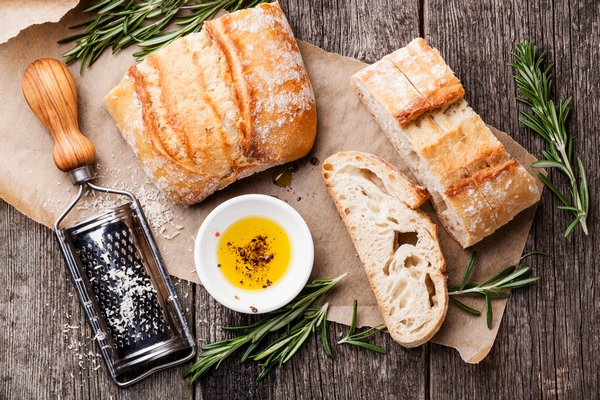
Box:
351;38;541;248
322;151;448;347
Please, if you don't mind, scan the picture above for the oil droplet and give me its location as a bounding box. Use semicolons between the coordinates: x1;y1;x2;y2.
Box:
310;157;320;166
272;166;292;187
272;162;299;187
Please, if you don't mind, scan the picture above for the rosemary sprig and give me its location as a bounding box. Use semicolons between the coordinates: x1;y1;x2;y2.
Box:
58;0;267;72
509;41;589;237
252;303;330;381
184;274;347;384
337;300;386;354
448;252;542;328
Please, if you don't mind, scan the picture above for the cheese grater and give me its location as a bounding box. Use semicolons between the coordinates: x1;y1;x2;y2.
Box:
21;58;196;387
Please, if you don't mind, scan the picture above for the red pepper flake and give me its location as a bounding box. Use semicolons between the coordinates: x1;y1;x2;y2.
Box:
234;295;240;300
250;306;258;313
215;231;220;237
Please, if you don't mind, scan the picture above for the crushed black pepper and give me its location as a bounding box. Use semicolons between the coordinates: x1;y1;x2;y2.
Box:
226;235;275;288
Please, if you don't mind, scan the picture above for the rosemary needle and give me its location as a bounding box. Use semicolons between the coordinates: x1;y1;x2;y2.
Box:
509;41;589;237
448;252;541;329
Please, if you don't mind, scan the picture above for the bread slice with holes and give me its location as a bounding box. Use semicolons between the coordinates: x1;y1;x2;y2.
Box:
322;151;448;347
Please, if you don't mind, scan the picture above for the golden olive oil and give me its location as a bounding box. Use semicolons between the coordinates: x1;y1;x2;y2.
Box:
217;216;290;290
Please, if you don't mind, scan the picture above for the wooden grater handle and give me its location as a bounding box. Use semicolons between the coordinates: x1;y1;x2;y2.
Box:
22;58;96;173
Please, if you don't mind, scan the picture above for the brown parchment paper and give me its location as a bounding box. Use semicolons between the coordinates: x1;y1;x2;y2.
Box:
0;1;79;44
0;3;542;363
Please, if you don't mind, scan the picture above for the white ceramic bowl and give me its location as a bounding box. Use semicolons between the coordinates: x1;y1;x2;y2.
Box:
194;194;314;314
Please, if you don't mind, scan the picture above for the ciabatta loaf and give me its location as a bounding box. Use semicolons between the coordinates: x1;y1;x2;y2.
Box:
351;38;540;247
322;151;448;348
104;2;316;206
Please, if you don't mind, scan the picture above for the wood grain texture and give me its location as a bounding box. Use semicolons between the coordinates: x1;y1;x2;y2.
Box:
2;0;599;399
426;0;599;399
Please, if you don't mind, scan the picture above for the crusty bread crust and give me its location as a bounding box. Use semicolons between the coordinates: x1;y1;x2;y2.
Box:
323;151;448;348
104;2;316;206
352;59;430;125
351;38;540;248
384;38;464;111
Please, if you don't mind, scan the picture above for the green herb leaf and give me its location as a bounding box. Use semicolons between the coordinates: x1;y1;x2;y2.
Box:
485;295;493;329
449;297;481;315
459;252;477;291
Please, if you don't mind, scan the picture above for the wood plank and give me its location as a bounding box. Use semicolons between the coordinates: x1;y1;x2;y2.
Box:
280;0;420;61
426;0;598;398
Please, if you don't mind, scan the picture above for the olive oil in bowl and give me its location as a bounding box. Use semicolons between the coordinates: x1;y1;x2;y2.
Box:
217;217;291;290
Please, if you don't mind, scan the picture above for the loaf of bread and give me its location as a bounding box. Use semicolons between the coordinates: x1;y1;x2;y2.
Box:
351;38;540;248
104;2;316;206
322;151;448;348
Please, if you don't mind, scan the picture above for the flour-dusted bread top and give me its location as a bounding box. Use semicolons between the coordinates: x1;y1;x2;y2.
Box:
351;38;541;248
104;2;316;206
205;4;316;163
351;58;430;124
322;151;448;348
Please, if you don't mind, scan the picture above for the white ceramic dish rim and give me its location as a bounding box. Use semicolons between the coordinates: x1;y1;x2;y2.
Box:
194;194;314;314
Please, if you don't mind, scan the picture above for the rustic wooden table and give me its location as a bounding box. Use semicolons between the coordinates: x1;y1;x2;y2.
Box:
2;0;598;398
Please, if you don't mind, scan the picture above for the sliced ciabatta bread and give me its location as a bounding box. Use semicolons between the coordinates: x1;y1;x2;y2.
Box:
322;151;448;347
351;38;541;248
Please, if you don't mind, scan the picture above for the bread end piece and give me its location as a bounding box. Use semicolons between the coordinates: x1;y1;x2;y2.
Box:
322;151;448;347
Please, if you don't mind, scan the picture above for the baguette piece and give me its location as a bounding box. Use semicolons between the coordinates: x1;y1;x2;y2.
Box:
322;151;448;348
351;38;540;248
384;38;465;111
104;2;316;206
